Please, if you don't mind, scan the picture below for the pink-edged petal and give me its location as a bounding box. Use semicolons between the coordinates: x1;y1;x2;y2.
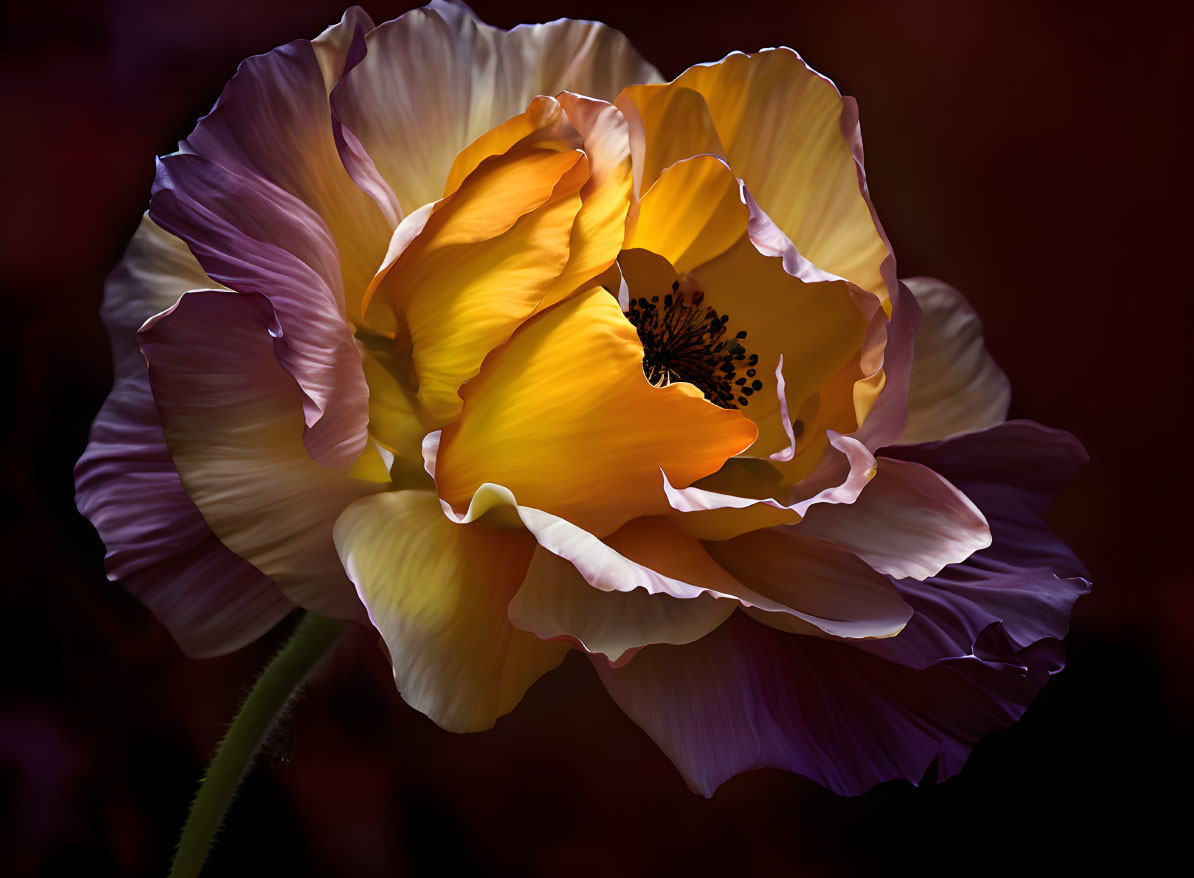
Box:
509;545;733;666
333;1;660;217
311;6;374;89
97;214;225;374
675;49;895;304
705;528;911;640
139;290;384;621
797;456;992;580
597;611;1060;796
333;489;569;732
900;276;1011;444
851;279;921;450
663;431;874;542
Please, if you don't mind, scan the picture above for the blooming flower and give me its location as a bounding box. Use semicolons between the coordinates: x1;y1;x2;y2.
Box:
76;2;1088;795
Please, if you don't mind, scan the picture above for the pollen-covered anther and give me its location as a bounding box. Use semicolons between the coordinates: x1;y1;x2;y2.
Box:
625;281;760;409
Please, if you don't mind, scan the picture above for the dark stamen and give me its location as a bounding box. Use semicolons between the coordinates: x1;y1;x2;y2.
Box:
625;286;759;409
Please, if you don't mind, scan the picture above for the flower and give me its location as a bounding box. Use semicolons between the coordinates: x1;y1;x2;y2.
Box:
76;2;1089;795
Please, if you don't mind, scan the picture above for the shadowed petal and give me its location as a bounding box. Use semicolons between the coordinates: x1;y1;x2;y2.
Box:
706;527;911;640
900;277;1011;444
597;611;1058;796
510;545;733;666
140;290;385;621
176;8;392;322
151;154;369;470
75;216;289;657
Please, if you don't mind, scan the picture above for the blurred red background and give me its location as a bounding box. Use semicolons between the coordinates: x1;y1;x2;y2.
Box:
2;0;1190;874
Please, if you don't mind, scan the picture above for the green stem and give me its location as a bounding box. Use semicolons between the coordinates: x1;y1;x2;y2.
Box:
169;612;346;878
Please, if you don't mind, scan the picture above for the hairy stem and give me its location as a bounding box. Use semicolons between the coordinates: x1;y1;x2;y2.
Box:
169;612;345;878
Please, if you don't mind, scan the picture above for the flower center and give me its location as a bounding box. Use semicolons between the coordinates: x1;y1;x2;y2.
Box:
625;282;762;409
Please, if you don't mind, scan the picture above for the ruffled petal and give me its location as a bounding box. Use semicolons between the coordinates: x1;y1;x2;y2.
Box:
139;290;385;620
615;83;727;195
676;49;893;302
797;456;992;580
596;611;1060;796
705;527;911;639
625;155;745;274
333;0;660;217
534;93;636;313
150;153;368;470
900;277;1011;444
75;216;290;657
177;9;391;322
75;368;292;656
435;288;758;537
333;490;569;732
873;420;1090;663
849;279;921;450
509;545;733;666
97;214;225;374
691;235;871;458
366;114;587;424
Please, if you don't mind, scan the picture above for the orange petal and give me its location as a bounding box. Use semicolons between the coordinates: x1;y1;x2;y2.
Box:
615;83;726;194
435;288;758;537
625;154;746;274
368;141;586;425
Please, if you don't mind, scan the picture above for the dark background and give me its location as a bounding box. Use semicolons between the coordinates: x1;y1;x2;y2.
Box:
3;0;1190;874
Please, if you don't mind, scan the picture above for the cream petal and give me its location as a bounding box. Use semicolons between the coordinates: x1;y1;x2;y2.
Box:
900;277;1011;444
333;1;661;217
334;489;569;732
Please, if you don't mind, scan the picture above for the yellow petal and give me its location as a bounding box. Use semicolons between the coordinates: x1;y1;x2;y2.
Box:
625;154;746;274
691;236;870;460
435;288;758;537
441;95;579;198
533;93;636;314
676;50;892;302
334;490;569;732
615;83;726;194
369;144;586;425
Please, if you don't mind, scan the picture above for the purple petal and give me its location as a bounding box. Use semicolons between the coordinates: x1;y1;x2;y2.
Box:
139;289;380;622
151;155;367;469
598;421;1087;795
597;611;1056;796
75;368;291;657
